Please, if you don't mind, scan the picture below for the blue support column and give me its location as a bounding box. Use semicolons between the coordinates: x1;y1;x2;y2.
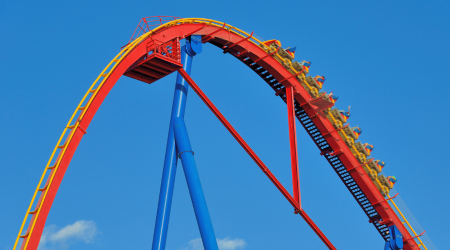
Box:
384;225;404;250
151;36;201;250
173;117;219;250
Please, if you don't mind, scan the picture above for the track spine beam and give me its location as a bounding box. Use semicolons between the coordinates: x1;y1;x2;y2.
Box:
231;54;391;241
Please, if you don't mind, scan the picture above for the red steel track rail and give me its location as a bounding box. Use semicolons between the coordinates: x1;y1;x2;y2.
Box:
14;19;421;250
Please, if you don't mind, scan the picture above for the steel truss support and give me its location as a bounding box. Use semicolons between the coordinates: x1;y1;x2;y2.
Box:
177;68;337;250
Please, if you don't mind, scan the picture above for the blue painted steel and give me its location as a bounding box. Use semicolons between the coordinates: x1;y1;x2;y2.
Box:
173;117;219;250
186;35;202;55
384;241;393;250
384;225;404;250
151;41;197;250
388;225;404;249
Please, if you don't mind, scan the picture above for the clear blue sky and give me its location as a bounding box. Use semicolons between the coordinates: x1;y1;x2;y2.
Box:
1;1;449;249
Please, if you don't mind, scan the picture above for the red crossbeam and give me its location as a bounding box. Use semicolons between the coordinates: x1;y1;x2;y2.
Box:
177;68;298;208
411;230;425;240
178;68;337;250
298;209;337;250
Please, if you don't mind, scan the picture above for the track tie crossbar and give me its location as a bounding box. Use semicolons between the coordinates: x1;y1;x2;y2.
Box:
19;232;29;238
38;184;48;192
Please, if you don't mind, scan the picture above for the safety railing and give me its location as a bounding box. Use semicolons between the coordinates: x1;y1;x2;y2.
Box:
387;188;437;250
128;16;182;43
147;37;181;62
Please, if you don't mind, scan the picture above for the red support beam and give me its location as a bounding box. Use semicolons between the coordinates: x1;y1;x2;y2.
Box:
177;68;298;209
178;69;337;250
298;209;337;250
286;86;301;207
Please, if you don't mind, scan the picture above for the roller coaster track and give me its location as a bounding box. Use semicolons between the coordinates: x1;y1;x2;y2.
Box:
13;17;429;250
229;52;391;240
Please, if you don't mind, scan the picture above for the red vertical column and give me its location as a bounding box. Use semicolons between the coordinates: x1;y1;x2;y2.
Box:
286;86;301;208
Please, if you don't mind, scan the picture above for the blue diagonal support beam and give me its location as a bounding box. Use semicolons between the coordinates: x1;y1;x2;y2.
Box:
173;117;219;250
152;36;212;250
151;36;201;250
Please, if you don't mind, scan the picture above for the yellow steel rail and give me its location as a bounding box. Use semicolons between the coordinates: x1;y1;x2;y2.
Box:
387;194;427;249
15;18;428;250
14;32;149;250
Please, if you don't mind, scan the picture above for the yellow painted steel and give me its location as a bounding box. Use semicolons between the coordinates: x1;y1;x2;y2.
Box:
14;32;148;250
387;194;427;250
14;18;428;250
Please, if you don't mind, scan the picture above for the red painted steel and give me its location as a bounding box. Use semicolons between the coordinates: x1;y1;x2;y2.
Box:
23;39;151;249
299;209;337;250
19;21;420;250
178;68;337;250
372;193;399;206
201;23;227;43
124;37;183;84
128;16;181;43
286;86;301;207
411;231;425;239
222;31;253;53
176;68;299;209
